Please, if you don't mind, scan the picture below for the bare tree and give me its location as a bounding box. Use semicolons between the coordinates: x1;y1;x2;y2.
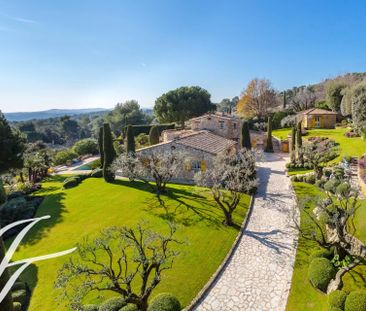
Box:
112;150;189;197
237;78;278;118
289;87;318;112
55;223;181;311
194;149;257;226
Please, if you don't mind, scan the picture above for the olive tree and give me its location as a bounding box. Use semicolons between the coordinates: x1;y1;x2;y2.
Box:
296;181;360;261
55;223;180;311
112;150;189;197
194;149;257;226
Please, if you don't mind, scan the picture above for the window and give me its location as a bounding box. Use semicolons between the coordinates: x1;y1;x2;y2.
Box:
192;161;201;172
219;121;224;129
233;123;237;129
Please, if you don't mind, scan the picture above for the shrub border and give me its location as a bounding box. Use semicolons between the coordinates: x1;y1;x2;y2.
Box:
183;195;255;311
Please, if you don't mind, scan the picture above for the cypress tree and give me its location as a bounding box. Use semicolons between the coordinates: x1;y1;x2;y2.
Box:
265;116;274;152
98;126;104;168
296;121;303;163
103;123;116;182
149;125;160;145
283;91;287;109
241;121;251;149
290;126;296;163
0;236;14;311
126;125;135;154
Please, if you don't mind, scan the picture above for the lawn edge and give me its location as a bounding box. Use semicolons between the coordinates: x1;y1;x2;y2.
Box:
183;194;255;311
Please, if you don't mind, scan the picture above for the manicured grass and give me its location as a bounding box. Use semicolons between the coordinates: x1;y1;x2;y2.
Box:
273;127;366;162
287;167;312;176
286;182;366;311
286;182;328;311
10;176;250;311
272;127;292;140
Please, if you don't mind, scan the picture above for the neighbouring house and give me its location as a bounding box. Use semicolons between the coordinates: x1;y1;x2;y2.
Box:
137;112;240;182
297;108;337;129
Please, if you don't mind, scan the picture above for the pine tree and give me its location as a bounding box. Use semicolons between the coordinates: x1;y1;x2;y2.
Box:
98;126;104;168
149;125;160;145
290;126;296;163
241;121;251;149
265;116;274;152
103;123;116;182
126;125;135;154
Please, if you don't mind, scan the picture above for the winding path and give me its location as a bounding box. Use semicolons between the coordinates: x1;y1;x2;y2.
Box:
193;153;299;311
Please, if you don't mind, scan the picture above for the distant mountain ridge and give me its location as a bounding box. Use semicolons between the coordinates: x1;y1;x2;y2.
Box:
4;108;109;122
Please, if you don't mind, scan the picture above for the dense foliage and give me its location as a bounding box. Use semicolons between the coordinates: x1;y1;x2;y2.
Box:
154;86;215;128
72;138;98;156
0;111;26;173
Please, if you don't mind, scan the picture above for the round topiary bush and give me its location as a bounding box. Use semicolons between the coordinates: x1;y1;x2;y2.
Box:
119;303;138;311
99;297;126;311
148;293;181;311
328;290;348;310
305;173;316;184
345;291;366;311
309;249;334;262
308;258;337;292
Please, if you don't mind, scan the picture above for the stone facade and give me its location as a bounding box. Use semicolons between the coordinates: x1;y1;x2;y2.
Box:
190;113;241;141
138;140;217;183
297;108;337;129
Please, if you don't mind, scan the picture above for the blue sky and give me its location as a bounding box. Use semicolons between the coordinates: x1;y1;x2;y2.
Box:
1;0;366;112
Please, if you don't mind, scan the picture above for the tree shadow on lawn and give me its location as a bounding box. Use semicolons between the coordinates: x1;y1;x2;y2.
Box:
16;192;67;247
113;179;224;228
146;189;224;228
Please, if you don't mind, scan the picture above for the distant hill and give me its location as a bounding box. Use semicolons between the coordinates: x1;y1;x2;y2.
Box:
4;108;109;122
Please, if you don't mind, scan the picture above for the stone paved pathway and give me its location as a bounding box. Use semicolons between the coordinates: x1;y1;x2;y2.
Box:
193;153;299;311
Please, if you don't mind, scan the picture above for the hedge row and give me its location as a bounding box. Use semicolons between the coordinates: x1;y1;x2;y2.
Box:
122;124;175;137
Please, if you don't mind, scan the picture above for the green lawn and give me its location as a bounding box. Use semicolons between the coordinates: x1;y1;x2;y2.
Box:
10;176;250;310
273;127;366;163
286;182;366;311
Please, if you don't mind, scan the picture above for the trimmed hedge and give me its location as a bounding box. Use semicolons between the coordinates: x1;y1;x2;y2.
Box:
63;176;81;189
120;304;138;311
99;297;126;311
308;258;337;292
123;124;175;137
345;291;366;311
148;293;181;311
328;290;348;310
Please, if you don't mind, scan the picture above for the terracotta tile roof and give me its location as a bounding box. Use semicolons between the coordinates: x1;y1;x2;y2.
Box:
190;112;240;122
299;108;338;115
175;130;237;154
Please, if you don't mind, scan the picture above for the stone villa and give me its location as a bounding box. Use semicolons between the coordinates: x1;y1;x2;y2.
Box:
138;112;241;181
